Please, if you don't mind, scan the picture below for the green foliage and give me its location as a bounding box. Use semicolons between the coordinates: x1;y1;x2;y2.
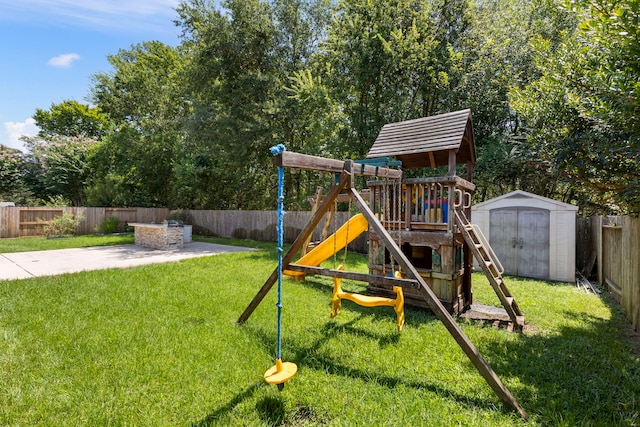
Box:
0;145;34;204
96;216;119;234
321;0;444;157
5;0;636;214
22;135;97;206
41;213;84;238
173;0;336;210
88;41;186;208
33;100;111;139
41;194;73;207
511;0;640;214
455;0;576;202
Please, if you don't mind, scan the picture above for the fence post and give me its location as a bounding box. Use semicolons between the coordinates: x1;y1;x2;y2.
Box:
594;216;603;285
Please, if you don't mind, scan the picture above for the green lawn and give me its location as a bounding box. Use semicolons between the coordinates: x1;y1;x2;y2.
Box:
0;237;638;426
0;233;135;253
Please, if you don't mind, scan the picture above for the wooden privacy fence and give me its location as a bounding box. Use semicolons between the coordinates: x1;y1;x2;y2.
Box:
0;207;367;253
0;207;168;238
187;210;368;253
578;216;640;331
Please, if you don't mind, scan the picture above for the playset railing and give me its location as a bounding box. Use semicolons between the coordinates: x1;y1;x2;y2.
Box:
367;176;474;233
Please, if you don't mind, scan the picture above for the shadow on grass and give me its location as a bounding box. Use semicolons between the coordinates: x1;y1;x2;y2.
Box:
241;291;640;424
191;381;264;427
245;318;506;415
482;302;640;424
255;395;286;425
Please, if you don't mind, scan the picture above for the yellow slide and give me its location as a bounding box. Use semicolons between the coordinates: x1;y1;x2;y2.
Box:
284;213;368;278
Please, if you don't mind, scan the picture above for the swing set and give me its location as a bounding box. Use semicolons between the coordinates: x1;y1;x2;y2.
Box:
242;145;527;418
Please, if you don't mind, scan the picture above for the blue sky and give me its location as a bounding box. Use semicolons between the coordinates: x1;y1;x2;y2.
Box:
0;0;182;152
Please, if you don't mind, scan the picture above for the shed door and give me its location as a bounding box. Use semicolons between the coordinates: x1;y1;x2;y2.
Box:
489;207;550;279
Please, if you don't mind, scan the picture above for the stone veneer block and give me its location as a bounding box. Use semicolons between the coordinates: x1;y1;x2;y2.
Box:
130;223;184;250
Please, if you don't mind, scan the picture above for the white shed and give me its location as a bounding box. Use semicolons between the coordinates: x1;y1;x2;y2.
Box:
472;190;578;282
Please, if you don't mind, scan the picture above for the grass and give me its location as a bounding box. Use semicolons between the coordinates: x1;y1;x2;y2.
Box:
0;236;639;425
0;233;135;253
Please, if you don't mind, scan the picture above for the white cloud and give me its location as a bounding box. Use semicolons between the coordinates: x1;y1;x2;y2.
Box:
3;118;40;152
48;53;80;68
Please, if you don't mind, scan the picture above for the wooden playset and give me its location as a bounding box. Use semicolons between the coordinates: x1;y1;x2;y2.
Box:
239;110;527;417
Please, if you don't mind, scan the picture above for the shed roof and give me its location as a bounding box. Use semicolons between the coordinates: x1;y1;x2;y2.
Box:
366;109;476;169
474;190;579;211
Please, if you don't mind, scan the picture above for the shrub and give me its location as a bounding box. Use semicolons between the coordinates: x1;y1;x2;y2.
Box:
98;216;119;234
42;213;84;238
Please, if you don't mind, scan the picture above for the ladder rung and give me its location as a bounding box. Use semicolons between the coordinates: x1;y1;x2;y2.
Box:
516;316;525;326
505;296;514;306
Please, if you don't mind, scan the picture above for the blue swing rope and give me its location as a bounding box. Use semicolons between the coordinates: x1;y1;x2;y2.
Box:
269;144;287;362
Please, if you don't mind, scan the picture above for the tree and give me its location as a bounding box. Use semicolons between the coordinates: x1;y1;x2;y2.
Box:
319;0;445;159
174;0;336;209
22;135;96;206
447;0;577;202
89;41;186;207
510;0;640;214
0;145;33;204
33;100;111;140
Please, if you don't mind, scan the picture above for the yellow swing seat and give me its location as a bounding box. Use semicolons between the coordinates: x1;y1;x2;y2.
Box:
264;359;298;386
330;265;405;331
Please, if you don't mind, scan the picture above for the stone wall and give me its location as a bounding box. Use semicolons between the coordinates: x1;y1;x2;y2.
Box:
133;225;184;249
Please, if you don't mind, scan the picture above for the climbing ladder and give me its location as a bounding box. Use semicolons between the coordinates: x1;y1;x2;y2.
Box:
454;210;525;330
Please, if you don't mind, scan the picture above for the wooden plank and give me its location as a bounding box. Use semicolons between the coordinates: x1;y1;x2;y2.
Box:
302;186;324;256
0;207;19;238
428;152;436;168
286;264;419;288
275;151;401;179
448;150;456;177
238;171;351;324
621;216;640;330
631;217;640;330
348;187;528;418
595;216;603;284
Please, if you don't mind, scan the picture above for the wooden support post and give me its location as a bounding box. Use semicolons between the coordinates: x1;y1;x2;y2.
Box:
302;186;324;256
237;171;351;324
429;151;436;169
448;149;456;177
348;187;528;418
448;183;455;234
404;181;411;229
596;216;603;285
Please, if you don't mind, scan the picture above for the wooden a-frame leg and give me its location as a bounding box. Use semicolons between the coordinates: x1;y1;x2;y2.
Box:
237;171;351;324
